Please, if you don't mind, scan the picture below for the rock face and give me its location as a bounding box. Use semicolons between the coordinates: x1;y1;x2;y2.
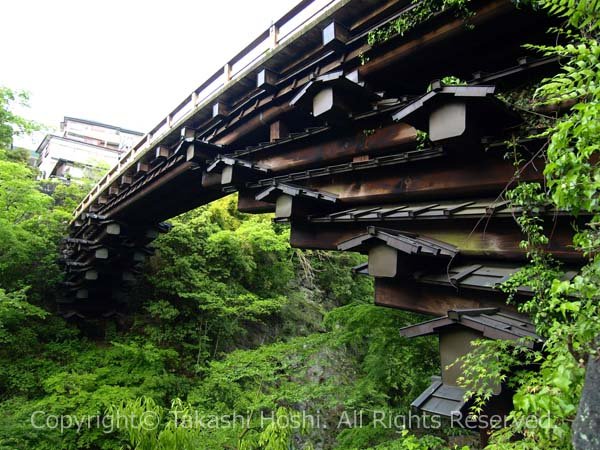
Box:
573;354;600;450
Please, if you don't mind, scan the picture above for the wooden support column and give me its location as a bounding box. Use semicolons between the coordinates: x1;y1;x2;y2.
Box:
223;63;232;83
269;24;279;49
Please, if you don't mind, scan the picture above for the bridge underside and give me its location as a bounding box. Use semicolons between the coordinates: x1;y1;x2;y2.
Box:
61;0;575;319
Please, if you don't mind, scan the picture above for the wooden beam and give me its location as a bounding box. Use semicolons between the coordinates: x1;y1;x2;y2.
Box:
254;122;416;172
360;0;514;77
289;219;580;261
322;21;349;49
212;102;229;118
300;154;545;205
257;68;278;92
238;152;544;214
374;277;522;317
135;162;149;178
238;190;274;213
215;102;292;146
270;120;289;142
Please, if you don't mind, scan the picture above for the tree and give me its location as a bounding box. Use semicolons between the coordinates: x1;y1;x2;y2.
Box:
0;87;40;149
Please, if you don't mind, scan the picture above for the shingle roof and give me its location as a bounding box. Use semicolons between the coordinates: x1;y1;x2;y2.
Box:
411;376;467;418
308;199;538;223
255;182;338;204
337;226;458;259
205;155;269;175
391;85;521;132
399;308;543;348
416;263;577;295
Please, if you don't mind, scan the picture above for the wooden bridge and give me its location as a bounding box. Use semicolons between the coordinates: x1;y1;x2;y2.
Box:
62;0;576;313
61;0;578;435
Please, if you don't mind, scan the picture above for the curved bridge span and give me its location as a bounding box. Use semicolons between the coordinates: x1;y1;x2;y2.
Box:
61;0;575;320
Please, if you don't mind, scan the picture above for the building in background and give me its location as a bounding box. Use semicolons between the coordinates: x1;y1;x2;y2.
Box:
36;117;143;180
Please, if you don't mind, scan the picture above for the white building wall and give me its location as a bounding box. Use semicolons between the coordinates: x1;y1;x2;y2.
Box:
37;137;120;179
61;119;142;151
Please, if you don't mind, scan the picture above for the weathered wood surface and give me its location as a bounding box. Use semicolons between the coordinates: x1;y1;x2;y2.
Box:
289;219;580;260
374;278;523;317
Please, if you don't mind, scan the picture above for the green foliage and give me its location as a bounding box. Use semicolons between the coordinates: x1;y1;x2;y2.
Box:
0;147;95;299
427;77;466;92
4;1;600;446
0;288;48;345
239;407;313;450
453;339;541;416
0;87;40;148
325;303;438;409
454;1;600;448
134;197;296;369
366;430;455;449
367;0;474;46
109;397;208;450
533;0;600;32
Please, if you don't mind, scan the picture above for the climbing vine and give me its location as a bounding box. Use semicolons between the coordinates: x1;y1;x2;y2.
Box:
367;0;474;46
455;0;600;448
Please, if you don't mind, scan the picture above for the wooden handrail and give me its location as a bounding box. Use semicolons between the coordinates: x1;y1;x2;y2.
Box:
73;0;341;218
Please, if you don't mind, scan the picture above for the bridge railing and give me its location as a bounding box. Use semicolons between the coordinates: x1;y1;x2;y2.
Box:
74;0;341;218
